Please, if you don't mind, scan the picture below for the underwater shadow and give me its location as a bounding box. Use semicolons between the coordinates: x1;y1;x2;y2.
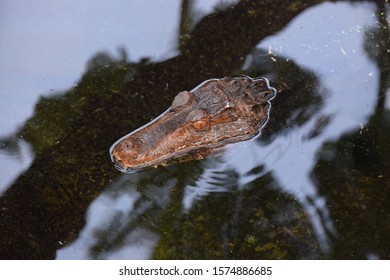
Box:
0;0;352;259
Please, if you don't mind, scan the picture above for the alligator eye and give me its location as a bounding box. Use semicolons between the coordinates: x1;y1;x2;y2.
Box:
186;109;205;121
171;91;192;109
186;109;210;131
192;119;209;130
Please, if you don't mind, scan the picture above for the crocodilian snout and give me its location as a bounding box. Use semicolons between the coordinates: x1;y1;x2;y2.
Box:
109;136;143;173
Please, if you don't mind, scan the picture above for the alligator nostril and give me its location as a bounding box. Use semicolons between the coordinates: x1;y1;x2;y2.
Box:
124;142;134;151
117;140;135;154
113;138;140;163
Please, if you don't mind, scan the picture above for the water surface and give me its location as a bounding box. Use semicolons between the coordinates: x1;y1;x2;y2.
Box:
1;0;389;259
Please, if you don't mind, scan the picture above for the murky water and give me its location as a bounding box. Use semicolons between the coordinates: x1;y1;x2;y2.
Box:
1;1;389;259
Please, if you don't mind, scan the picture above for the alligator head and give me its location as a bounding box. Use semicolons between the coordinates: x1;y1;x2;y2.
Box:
110;76;276;172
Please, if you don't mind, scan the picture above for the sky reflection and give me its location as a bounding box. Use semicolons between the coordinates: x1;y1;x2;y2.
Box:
54;2;382;258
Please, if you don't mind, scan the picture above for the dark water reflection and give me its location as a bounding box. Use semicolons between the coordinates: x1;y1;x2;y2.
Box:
1;1;389;259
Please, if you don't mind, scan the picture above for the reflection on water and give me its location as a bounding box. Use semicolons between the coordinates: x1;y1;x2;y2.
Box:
58;175;164;259
1;0;389;259
0;138;33;194
57;2;385;259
